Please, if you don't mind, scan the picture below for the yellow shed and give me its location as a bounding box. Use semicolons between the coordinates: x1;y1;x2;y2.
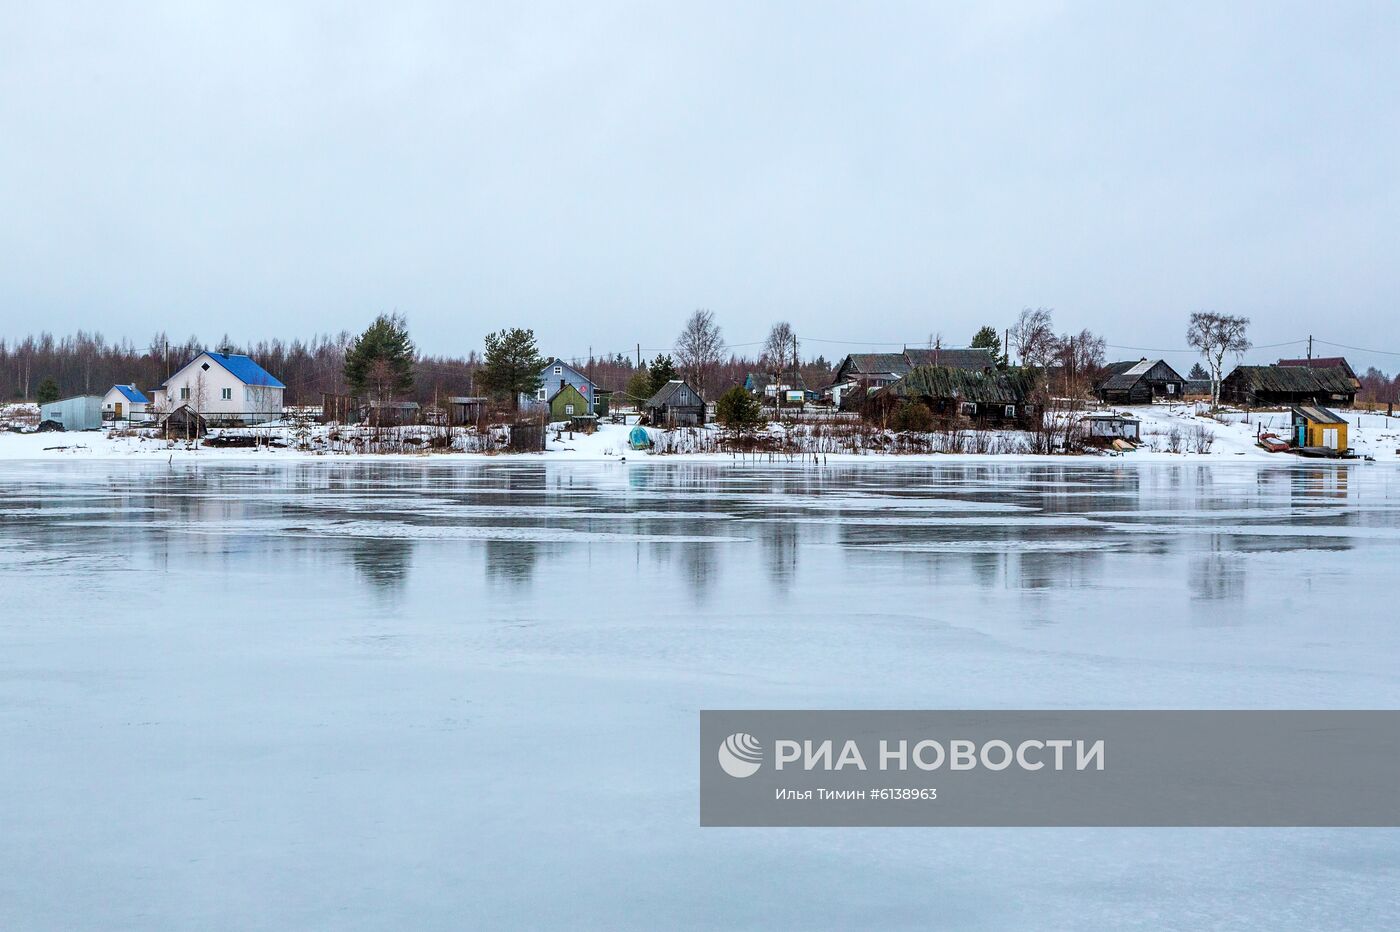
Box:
1291;405;1348;451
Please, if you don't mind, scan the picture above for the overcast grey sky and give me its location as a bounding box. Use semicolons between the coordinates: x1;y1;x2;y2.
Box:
2;1;1397;370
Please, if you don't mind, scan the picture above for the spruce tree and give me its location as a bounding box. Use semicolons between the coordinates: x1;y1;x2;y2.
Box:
36;377;60;405
648;354;677;395
715;384;762;430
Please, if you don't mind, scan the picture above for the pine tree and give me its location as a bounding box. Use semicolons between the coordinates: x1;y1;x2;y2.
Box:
1188;362;1209;380
344;314;416;404
479;328;544;410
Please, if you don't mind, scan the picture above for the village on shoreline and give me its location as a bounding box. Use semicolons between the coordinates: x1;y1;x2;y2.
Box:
4;311;1398;464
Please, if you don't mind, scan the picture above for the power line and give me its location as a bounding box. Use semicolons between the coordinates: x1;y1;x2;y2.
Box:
1314;339;1400;358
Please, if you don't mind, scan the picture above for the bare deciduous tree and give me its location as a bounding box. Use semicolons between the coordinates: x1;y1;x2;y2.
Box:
1186;311;1250;407
762;321;797;371
1010;307;1056;369
674;308;725;395
1052;329;1106;397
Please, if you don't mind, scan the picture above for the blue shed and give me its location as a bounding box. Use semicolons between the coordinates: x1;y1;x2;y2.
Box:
39;395;105;431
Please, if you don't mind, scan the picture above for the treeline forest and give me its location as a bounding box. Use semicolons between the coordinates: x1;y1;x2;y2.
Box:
3;314;1398;406
0;324;837;407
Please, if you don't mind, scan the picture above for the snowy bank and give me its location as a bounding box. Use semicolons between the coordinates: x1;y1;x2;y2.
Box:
1;405;1397;465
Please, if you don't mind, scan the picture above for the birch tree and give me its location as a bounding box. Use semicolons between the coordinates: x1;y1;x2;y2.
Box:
1186;311;1250;407
674;309;725;396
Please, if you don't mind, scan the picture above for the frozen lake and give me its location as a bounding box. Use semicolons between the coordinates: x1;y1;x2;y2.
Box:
2;458;1399;930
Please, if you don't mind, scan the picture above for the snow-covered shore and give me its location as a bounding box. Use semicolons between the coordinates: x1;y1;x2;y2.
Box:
2;405;1397;464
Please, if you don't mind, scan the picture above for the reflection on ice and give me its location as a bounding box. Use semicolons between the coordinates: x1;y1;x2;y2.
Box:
1;458;1399;929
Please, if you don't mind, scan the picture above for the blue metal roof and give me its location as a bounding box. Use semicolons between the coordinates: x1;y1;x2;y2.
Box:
111;384;149;403
170;352;285;388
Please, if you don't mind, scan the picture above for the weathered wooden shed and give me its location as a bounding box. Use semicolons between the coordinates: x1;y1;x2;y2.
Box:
1290;405;1348;452
507;421;545;452
645;380;706;427
158;404;207;438
1082;413;1141;442
359;401;421;426
447;397;486;426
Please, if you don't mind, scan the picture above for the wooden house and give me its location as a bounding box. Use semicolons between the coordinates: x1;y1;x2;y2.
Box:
831;348;996;390
645;380;706;427
1220;365;1356;407
869;365;1035;427
548;383;590;421
1277;356;1359;383
1094;359;1185;404
523;358;601;414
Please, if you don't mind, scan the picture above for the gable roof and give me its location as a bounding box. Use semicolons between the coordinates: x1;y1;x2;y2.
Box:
539;357;596;388
110;384;149;403
167;352;285;388
1278;357;1356;379
836;348;996;383
548;383;588;405
902;347;997;371
879;365;1035;405
1292;404;1345;424
839;353;911;378
1097;358;1184;392
647;379;701;408
1225;365;1355;396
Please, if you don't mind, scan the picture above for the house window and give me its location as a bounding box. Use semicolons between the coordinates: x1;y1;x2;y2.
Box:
1005;405;1015;417
960;402;976;416
554;366;562;375
564;403;574;415
221;388;232;400
201;362;210;371
1166;383;1176;394
536;388;546;401
180;387;190;400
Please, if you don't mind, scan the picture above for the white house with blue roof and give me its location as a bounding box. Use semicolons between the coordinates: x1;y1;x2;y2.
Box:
102;384;152;421
151;352;285;424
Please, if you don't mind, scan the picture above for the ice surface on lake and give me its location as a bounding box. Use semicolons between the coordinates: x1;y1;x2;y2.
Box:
2;459;1399;930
